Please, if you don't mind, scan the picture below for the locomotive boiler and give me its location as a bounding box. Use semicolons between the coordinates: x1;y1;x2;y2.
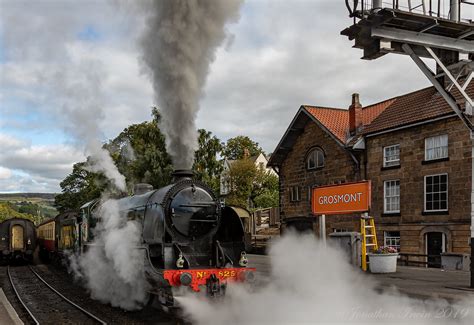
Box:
79;170;255;307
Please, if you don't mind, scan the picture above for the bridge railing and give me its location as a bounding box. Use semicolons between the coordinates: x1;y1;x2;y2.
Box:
348;0;473;22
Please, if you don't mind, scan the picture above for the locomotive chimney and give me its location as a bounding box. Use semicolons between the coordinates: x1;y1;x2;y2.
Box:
172;169;194;182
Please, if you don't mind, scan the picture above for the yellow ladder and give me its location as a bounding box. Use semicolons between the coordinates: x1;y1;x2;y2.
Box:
361;216;378;271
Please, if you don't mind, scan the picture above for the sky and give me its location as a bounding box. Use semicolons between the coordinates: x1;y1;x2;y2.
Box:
2;0;468;193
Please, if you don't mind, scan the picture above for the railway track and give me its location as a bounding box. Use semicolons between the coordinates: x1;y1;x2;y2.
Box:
7;265;107;325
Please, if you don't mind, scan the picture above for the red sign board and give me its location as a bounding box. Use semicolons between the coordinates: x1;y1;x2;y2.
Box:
312;181;371;215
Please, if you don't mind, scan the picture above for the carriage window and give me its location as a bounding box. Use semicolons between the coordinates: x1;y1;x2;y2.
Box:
306;148;324;170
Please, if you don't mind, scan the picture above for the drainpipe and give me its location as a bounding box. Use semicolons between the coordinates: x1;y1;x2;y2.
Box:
471;132;474;288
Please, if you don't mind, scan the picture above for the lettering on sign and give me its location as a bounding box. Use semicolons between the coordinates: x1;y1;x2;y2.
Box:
312;181;371;215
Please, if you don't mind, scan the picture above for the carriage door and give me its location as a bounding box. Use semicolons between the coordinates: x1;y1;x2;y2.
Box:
11;225;24;250
61;226;73;249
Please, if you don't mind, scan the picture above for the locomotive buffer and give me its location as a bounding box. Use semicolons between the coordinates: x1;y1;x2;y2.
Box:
342;0;474;287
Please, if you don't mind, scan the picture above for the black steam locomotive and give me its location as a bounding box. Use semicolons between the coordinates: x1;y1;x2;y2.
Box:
39;170;255;307
0;217;37;262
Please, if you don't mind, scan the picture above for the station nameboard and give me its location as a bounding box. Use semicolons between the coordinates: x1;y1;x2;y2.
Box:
311;181;371;215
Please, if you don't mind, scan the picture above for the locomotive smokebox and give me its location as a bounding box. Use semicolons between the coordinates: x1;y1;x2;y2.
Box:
172;169;194;182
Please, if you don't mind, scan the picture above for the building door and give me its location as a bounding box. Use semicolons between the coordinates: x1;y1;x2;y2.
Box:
11;225;24;250
426;232;444;268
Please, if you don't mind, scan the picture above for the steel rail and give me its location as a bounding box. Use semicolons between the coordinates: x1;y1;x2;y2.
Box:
28;265;107;325
8;265;107;325
7;265;40;325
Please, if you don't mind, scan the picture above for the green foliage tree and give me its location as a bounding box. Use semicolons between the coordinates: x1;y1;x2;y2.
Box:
0;202;35;223
222;136;264;160
193;129;223;193
224;158;278;210
252;167;279;209
54;161;107;212
225;158;256;208
106;107;174;191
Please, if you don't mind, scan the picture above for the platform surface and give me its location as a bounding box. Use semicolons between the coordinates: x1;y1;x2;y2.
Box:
0;288;23;325
248;254;474;301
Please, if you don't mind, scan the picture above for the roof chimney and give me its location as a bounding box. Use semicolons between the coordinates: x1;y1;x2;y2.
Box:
349;93;362;136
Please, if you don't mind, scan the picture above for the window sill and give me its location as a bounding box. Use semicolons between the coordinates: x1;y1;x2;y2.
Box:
381;165;401;171
382;212;401;217
422;210;449;215
307;167;324;172
421;157;449;165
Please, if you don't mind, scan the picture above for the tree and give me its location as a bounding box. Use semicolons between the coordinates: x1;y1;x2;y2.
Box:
193;129;223;193
222;136;264;160
54;161;107;212
252;167;279;209
0;202;36;223
225;158;256;208
224;158;279;210
106;108;174;191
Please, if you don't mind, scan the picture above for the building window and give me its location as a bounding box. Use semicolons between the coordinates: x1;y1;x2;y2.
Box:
425;174;448;212
425;134;448;161
333;228;349;233
306;148;324;170
384;180;400;213
384;231;400;251
383;144;400;167
290;186;300;202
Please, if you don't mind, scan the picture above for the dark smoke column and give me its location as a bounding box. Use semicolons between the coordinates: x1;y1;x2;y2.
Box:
139;0;243;169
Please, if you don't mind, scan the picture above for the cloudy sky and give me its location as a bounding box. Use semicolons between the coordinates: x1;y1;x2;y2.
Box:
1;0;451;193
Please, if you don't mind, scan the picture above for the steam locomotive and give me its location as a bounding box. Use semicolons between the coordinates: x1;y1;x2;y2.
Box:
0;217;36;262
38;170;255;307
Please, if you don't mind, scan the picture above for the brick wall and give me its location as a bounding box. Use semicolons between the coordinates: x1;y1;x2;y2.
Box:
366;117;471;254
279;119;359;222
278;113;471;256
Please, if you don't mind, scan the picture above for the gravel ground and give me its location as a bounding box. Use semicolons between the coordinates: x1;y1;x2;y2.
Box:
0;261;186;325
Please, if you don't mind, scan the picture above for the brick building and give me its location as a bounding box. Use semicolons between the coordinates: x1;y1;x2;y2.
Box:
268;84;474;266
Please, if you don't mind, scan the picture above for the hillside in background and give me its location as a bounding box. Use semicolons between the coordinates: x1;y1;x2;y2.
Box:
0;193;57;224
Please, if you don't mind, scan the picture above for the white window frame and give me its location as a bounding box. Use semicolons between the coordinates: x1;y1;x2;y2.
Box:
306;148;324;170
290;186;300;202
383;144;400;167
424;173;448;212
424;134;448;161
384;231;400;251
384;180;400;213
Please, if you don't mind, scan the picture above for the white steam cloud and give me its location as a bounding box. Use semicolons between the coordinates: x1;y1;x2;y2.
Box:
137;0;243;169
70;199;148;310
178;233;474;324
55;58;126;191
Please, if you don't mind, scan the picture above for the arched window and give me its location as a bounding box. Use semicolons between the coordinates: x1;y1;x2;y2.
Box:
306;148;324;170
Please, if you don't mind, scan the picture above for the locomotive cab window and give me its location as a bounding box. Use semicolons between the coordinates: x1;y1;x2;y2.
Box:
306;148;324;170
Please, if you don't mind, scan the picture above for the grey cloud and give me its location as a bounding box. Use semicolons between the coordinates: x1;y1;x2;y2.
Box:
197;0;430;153
0;141;85;181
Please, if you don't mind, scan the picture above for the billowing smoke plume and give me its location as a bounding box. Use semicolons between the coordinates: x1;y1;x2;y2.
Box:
1;3;127;191
178;233;473;324
55;58;126;191
138;0;243;169
70;199;148;310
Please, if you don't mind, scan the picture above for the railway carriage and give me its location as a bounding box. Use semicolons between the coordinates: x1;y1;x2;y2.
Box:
38;211;81;261
0;217;36;262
